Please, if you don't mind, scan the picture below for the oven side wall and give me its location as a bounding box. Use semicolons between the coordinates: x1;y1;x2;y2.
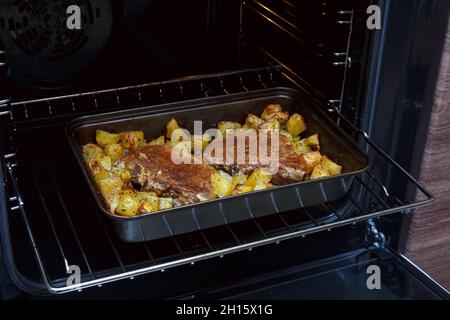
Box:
405;14;450;291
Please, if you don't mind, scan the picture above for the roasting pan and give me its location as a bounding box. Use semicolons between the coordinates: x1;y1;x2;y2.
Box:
66;87;370;242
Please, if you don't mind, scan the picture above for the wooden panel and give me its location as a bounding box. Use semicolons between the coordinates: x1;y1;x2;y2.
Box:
405;16;450;290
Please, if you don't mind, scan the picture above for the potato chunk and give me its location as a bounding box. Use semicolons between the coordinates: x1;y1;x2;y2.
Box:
82;143;104;163
104;143;123;163
299;151;322;173
159;197;174;210
245;169;273;188
96;129;120;147
310;164;330;180
259;119;280;131
191;134;210;152
137;192;160;214
253;182;273;191
286;113;307;137
212;170;234;197
232;185;254;195
120;131;145;149
303;133;320;151
232;172;248;186
218;121;241;137
245;114;264;130
321;155;343;176
98;176;123;213
166;118;180;139
261;104;289;123
149;135;165;145
115;189;140;216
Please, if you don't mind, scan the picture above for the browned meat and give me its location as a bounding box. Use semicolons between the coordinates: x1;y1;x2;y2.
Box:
204;133;307;184
116;144;217;205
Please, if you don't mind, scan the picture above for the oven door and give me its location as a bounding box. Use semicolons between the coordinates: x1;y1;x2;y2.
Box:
174;247;449;300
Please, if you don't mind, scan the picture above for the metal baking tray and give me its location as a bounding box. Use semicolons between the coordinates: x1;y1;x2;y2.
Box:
66;87;370;242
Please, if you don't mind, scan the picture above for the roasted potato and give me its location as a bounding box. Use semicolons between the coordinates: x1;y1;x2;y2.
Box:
148;135;165;145
245;169;273;188
137;192;160;214
115;189;140;216
212;170;234;197
120;131;145;149
97;176;123;213
96;129;120;147
261;104;289;123
310;163;330;180
245;114;264;130
166;118;180;139
253;182;273;191
303;133;320;151
218;121;241;137
232;172;248;186
259;119;280;131
286;113;307;137
159;197;174;210
232;185;253;195
293;140;312;155
279;130;293;141
320;155;342;176
191;134;210;152
98;156;112;171
111;161;132;183
299;151;322;172
104;143;123;162
82;143;104;163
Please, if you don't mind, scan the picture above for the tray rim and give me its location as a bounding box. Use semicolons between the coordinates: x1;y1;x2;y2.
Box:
66;87;371;222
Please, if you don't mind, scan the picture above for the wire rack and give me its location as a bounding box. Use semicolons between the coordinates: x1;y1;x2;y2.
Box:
0;66;432;295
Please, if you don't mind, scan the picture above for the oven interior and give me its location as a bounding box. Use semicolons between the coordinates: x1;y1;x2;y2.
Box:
0;0;446;298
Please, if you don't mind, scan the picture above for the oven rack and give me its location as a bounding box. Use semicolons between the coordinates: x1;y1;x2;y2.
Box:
0;66;432;294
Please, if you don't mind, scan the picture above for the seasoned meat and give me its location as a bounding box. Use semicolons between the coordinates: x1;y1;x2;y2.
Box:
204;133;308;184
116;144;217;206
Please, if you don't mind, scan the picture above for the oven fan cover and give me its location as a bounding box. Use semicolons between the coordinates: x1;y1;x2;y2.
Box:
0;0;112;86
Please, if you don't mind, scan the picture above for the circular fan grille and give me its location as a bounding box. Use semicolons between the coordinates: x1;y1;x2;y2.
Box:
0;0;112;82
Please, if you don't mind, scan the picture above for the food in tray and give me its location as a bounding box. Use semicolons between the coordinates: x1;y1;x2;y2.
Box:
82;104;343;217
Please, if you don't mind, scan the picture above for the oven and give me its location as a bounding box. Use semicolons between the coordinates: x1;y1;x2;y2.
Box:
0;0;449;300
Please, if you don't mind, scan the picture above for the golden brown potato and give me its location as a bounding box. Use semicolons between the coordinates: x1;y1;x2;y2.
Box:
261;104;289;122
245;169;273;188
82;143;104;163
232;185;253;195
232;173;248;186
212;170;234;197
191;134;210;152
104;143;123;162
96;129;120;147
120;131;145;149
310;164;330;180
286;113;307;137
321;155;342;176
148;135;165;145
97;176;123;213
98;156;112;171
299;151;322;173
279;130;293;141
253;182;273;191
137;192;160;214
166;118;180;139
259;119;280;131
245;114;264;130
111;161;132;183
115;189;140;216
303;133;320;151
218;121;241;137
159;197;174;210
